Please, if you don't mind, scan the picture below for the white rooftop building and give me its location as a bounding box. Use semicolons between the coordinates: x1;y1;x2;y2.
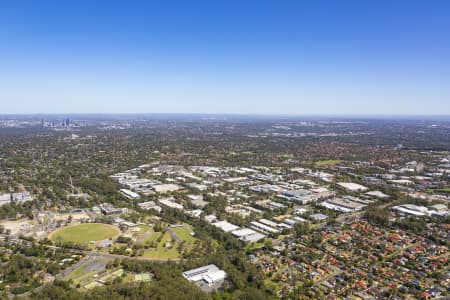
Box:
158;198;183;210
152;184;182;193
203;270;227;285
183;264;227;285
231;228;266;243
204;215;217;223
0;193;11;206
231;228;256;238
213;220;239;232
389;179;414;186
258;218;279;228
309;213;329;222
239;232;266;243
365;191;390;199
337;182;368;192
429;204;448;212
138;201;162;213
392;204;428;216
250;221;279;234
120;189;140;199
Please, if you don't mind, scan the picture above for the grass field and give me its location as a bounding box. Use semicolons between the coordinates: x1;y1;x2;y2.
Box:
49;223;120;244
435;188;450;194
315;159;342;167
143;231;180;259
64;258;116;288
143;247;179;259
172;225;196;244
65;262;90;280
241;151;254;155
84;281;104;289
245;241;265;251
65;262;101;285
142;231;162;245
279;153;294;159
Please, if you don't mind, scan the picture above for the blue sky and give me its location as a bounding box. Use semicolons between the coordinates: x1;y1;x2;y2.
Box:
1;0;449;115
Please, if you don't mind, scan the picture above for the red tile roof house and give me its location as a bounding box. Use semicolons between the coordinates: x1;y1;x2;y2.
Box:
420;292;432;299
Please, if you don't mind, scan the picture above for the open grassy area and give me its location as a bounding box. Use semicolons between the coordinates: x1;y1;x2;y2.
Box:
65;262;90;280
65;265;98;285
172;225;196;244
140;224;198;259
49;223;120;244
64;258;111;287
241;151;254;155
315;159;342;167
134;225;151;236
142;231;162;245
245;241;265;251
279;153;294;159
142;231;180;259
143;247;179;259
84;281;103;289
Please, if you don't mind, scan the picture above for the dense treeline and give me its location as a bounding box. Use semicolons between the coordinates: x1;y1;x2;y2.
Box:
31;279;207;300
0;242;78;296
32;258;268;300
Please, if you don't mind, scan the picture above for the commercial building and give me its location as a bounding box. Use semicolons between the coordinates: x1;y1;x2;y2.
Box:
187;194;208;208
152;184;182;193
204;215;217;223
137;201;162;213
212;220;239;232
231;228;256;238
392;204;428;216
230;227;266;242
120;189;140;199
182;264;227;285
280;189;318;204
158;198;183;210
0;192;34;206
238;232;266;243
0;193;11;206
259;218;279;228
392;203;449;217
99;203;127;215
320;196;371;213
365;191;390;199
309;213;329;222
429;204;448;213
337;182;368;192
250;221;280;234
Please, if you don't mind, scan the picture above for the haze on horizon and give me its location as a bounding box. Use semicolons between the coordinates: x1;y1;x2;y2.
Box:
1;0;450;115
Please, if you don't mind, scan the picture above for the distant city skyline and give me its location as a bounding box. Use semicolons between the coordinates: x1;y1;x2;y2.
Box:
1;1;450;115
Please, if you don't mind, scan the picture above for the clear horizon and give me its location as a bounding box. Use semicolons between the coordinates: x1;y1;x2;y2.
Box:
1;1;450;115
1;112;450;119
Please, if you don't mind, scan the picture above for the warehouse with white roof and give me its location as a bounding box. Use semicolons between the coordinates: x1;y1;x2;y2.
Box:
213;220;240;232
183;264;227;287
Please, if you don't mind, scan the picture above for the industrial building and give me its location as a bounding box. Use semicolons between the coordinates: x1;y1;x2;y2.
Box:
337;182;368;192
392;204;428;216
250;221;280;234
158;197;183;210
231;228;266;243
137;201;162;213
212;220;239;232
182;264;227;286
120;189;140;199
152;184;182;193
319;196;372;213
309;213;329;222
